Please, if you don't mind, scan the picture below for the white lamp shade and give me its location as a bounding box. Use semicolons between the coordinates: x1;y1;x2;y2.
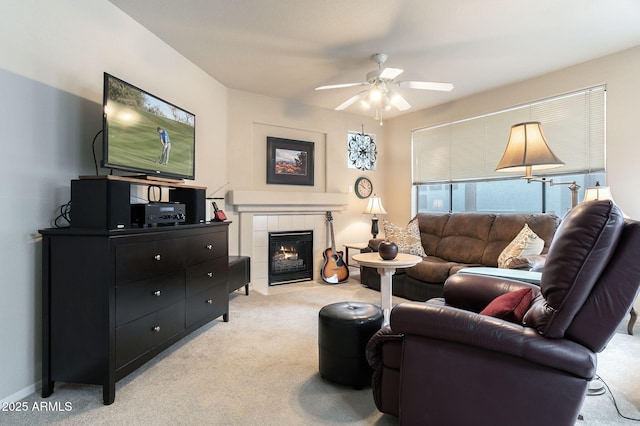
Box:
363;196;387;215
583;183;629;218
583;186;613;202
496;122;564;176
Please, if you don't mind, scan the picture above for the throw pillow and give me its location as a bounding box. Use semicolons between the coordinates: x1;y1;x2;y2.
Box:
479;288;533;323
497;224;544;269
382;218;427;257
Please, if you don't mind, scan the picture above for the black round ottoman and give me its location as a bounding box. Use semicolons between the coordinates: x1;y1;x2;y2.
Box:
318;301;383;389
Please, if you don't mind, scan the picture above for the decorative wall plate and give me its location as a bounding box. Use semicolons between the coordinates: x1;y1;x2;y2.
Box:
348;131;377;170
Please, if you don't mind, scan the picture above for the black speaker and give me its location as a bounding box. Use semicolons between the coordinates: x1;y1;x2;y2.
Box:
170;187;206;224
71;179;131;229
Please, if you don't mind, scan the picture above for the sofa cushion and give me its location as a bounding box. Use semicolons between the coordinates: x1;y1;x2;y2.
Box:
480;288;532;323
483;214;560;266
414;213;452;255
435;213;495;264
383;218;427;257
497;224;545;269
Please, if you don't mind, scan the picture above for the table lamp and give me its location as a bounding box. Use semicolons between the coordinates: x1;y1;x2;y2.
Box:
583;181;628;218
583;181;613;202
363;195;387;238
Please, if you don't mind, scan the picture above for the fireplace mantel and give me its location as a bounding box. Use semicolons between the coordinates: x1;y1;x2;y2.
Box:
229;190;349;213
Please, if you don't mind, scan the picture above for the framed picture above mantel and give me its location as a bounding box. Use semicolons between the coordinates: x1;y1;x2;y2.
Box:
266;137;315;186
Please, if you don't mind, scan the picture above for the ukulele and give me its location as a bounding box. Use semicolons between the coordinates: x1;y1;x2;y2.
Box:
321;211;349;284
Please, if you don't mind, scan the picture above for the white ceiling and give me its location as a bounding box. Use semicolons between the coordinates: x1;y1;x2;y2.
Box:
108;0;640;119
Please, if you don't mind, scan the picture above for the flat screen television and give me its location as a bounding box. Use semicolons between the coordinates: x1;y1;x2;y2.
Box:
102;73;196;180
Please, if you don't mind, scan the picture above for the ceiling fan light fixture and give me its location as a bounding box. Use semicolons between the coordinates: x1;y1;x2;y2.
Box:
369;86;383;102
318;53;453;117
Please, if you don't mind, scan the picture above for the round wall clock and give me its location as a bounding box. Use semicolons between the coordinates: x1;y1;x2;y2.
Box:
355;177;373;199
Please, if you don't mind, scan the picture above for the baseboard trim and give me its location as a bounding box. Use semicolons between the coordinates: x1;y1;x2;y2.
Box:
0;380;41;405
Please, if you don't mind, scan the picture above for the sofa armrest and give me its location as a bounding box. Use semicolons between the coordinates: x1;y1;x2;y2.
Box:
443;273;541;312
504;254;547;271
389;300;595;379
524;254;547;271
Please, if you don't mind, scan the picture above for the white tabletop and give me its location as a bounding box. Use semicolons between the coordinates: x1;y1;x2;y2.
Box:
352;252;423;269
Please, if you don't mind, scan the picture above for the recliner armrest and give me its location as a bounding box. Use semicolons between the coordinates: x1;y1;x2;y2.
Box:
365;326;403;369
443;273;540;312
389;301;596;379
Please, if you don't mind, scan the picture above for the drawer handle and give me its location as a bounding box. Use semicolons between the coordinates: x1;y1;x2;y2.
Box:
207;272;213;278
154;254;161;261
206;244;213;250
152;326;161;332
206;299;213;304
153;290;161;297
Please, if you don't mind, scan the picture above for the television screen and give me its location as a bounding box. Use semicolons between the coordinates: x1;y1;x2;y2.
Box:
102;73;196;180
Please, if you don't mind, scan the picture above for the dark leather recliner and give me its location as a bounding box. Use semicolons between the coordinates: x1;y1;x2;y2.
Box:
366;200;640;426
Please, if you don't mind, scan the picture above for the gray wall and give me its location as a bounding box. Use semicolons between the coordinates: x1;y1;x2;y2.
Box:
0;0;227;402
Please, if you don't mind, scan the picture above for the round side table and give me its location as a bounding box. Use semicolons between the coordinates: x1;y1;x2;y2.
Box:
352;252;422;326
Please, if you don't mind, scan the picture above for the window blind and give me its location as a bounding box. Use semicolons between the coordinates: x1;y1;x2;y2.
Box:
412;86;606;184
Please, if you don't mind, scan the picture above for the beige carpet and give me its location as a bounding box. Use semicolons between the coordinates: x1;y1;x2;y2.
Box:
2;278;640;425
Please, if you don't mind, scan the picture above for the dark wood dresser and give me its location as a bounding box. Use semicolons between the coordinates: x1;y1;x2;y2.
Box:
40;222;229;404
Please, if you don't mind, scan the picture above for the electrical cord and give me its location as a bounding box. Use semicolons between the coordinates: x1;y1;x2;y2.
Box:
91;129;103;175
53;129;100;227
590;374;640;422
54;201;72;228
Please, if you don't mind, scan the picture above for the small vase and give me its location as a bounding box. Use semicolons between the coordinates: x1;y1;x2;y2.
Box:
378;240;398;260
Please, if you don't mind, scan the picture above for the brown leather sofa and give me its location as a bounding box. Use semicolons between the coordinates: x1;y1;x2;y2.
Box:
366;200;640;425
360;212;561;301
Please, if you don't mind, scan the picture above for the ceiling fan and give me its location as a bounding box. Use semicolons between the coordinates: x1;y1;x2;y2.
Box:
315;53;454;114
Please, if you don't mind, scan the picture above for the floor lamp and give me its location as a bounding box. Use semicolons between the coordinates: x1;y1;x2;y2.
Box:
496;122;580;208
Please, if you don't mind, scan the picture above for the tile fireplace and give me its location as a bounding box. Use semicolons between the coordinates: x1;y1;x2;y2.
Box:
229;190;350;294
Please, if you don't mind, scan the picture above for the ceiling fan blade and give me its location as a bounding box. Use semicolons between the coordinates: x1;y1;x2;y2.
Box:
379;67;404;80
335;91;368;111
389;91;411;111
396;81;454;91
366;67;404;83
315;82;368;91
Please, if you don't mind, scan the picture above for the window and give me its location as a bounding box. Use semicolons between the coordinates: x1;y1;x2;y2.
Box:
413;86;606;214
417;172;605;215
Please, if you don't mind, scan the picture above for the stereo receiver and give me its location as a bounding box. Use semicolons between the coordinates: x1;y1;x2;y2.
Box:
131;202;186;227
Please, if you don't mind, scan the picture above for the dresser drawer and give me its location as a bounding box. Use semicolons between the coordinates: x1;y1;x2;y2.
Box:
186;285;227;327
116;271;185;327
186;257;228;297
185;230;227;265
115;301;185;369
115;237;185;284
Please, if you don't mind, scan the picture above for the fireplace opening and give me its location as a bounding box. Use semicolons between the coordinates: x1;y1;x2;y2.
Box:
268;230;313;286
